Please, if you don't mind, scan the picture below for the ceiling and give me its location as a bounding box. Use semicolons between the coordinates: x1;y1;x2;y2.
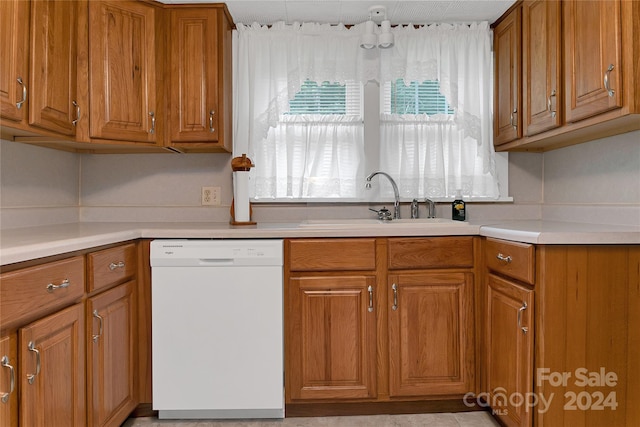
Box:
160;1;516;26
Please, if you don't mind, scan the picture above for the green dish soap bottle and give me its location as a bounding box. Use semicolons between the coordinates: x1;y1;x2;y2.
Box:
452;189;466;221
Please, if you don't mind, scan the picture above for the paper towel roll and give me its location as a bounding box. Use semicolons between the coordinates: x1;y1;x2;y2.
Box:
233;171;250;222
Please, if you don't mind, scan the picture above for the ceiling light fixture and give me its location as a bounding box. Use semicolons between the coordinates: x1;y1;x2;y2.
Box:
359;5;394;50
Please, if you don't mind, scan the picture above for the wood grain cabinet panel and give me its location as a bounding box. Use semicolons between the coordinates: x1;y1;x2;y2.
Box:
0;334;18;427
485;274;533;427
287;275;377;401
167;6;233;152
0;0;29;124
388;272;474;397
89;0;158;143
19;303;85;427
29;0;79;136
388;237;474;270
0;256;85;331
87;243;137;293
484;238;534;285
288;239;376;272
563;0;622;123
87;281;137;427
522;0;562;136
493;5;521;146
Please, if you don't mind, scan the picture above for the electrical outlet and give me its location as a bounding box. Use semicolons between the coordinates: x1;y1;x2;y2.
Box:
202;186;221;206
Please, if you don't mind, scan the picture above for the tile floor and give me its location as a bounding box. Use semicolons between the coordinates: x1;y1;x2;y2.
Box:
122;411;500;427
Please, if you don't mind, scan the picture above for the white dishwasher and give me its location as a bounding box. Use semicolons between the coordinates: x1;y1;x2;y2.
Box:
150;239;284;419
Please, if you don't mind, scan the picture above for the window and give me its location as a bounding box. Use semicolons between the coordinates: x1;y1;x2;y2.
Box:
385;79;454;115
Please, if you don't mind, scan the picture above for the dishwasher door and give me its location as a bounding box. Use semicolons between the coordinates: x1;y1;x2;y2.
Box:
150;239;284;419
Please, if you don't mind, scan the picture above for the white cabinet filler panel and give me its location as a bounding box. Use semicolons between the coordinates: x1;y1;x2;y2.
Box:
150;239;284;419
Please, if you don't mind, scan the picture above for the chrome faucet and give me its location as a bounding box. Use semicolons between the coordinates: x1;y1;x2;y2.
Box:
365;171;400;219
425;198;436;218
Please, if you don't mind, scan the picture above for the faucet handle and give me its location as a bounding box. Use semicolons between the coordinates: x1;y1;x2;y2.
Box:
425;198;436;218
369;207;393;221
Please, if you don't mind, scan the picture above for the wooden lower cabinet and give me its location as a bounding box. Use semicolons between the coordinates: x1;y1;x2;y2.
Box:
0;334;18;427
287;275;377;400
485;273;533;427
285;237;478;410
388;272;474;397
87;281;137;427
19;303;85;427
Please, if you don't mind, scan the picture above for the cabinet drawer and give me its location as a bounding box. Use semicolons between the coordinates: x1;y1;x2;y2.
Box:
388;237;475;270
288;239;376;271
0;256;85;330
485;238;535;285
87;243;137;293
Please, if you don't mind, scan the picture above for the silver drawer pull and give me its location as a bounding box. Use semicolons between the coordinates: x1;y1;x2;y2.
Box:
604;64;615;97
367;285;374;313
392;283;398;311
209;110;215;133
109;261;125;271
46;278;70;292
27;342;40;384
16;77;26;110
517;301;528;334
496;253;512;264
92;310;104;343
1;356;15;403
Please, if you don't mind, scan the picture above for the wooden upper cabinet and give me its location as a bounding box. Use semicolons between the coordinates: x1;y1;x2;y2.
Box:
493;5;522;146
168;6;233;152
563;0;622;123
522;0;562;136
29;0;79;136
89;0;158;143
0;0;29;123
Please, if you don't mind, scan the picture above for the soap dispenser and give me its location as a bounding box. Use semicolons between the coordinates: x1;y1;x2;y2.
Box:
452;189;466;221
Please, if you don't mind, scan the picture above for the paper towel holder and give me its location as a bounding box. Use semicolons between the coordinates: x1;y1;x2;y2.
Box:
230;154;257;225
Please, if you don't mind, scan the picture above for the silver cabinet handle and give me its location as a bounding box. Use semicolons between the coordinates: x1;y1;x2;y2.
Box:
16;77;26;110
92;310;104;343
367;285;374;313
46;278;70;292
604;64;615;97
27;342;40;385
547;89;556;118
1;356;15;403
517;301;528;334
496;253;512;264
109;261;125;271
391;283;398;311
72;100;80;126
209;110;215;133
149;111;156;134
510;108;517;128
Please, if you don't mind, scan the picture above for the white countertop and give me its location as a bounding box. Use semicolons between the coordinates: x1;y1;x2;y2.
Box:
1;219;639;266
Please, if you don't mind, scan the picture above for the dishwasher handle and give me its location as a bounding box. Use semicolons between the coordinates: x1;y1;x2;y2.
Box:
198;258;235;266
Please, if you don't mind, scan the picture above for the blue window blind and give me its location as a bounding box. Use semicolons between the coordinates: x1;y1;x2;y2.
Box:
287;80;362;115
384;79;454;115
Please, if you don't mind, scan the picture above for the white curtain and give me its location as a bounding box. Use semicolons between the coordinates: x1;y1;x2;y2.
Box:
233;21;500;200
233;22;376;199
379;23;499;198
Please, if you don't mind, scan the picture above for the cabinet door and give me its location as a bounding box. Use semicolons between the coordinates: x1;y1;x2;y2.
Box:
563;0;622;122
287;275;377;401
522;0;561;136
0;334;18;427
169;8;219;143
87;281;136;427
89;0;157;142
19;303;85;427
485;274;533;427
388;272;474;397
493;6;521;146
0;0;29;123
29;0;78;136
